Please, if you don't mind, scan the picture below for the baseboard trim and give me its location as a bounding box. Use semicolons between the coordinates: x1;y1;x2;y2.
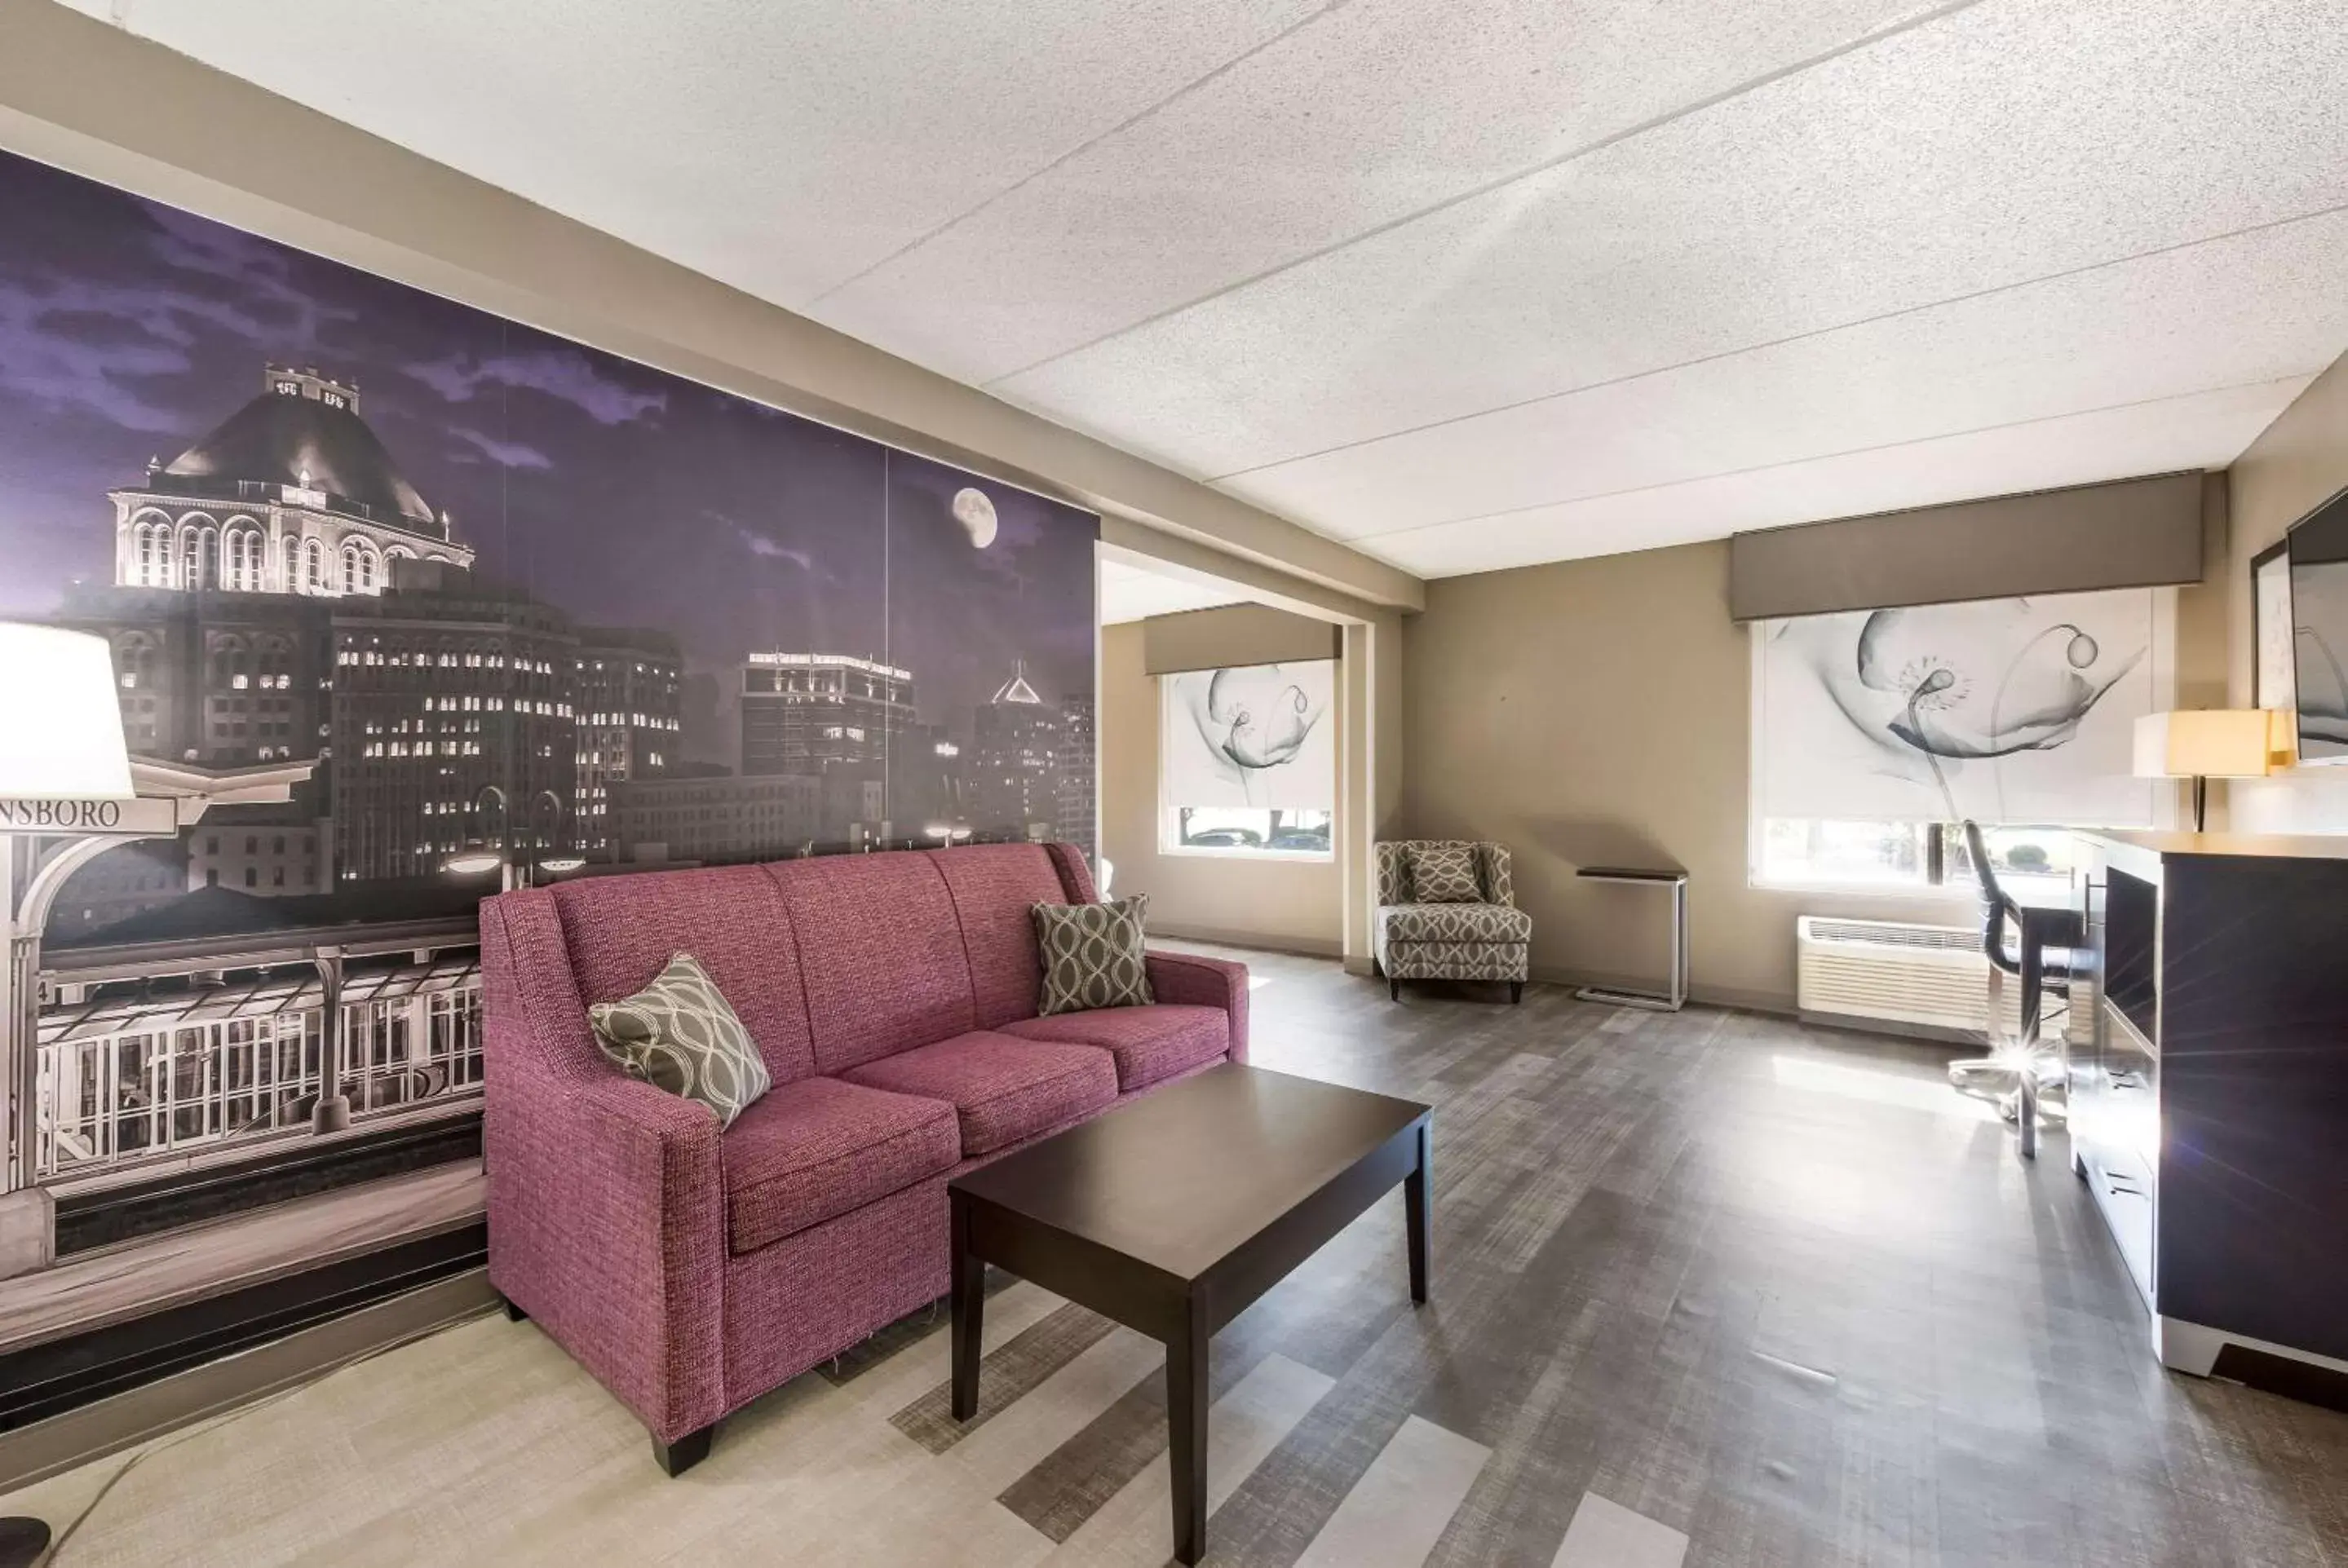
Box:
1528;965;1792;1018
0;1266;497;1495
1149;939;1802;1018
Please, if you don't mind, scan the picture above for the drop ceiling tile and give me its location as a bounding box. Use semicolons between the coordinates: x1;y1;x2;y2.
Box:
806;0;1922;383
1218;207;2348;538
1361;378;2305;577
997;0;2348;479
95;0;1325;306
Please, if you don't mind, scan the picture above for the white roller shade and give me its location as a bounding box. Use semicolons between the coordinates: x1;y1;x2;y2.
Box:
1751;588;2170;827
1160;661;1334;811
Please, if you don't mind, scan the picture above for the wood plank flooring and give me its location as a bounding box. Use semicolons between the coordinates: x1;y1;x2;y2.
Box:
6;947;2346;1565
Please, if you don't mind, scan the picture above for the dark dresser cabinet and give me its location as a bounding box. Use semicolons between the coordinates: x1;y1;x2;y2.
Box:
2073;831;2348;1388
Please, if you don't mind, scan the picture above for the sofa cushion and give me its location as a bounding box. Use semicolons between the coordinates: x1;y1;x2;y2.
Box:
767;854;977;1074
1001;1005;1229;1092
721;1077;959;1254
1406;841;1484;903
553;864;815;1085
1378;902;1532;944
587;952;773;1129
842;1031;1117;1156
1033;896;1153;1016
926;844;1076;1028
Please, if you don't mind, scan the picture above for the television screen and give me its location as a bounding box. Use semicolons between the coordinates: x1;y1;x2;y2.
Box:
2288;486;2348;764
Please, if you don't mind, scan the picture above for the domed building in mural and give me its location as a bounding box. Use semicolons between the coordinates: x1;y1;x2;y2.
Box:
108;363;473;596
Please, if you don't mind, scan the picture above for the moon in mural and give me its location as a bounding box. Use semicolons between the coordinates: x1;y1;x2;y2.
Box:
952;487;998;549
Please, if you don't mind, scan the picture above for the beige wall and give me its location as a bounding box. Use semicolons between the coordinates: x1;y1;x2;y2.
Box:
1354;610;1407;971
1402;522;2231;1014
1099;622;1342;954
2226;349;2348;832
1141;604;1339;674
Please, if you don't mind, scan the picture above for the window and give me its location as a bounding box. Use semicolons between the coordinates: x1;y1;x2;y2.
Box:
183;524;215;590
1173;806;1332;854
1756;819;2076;903
1159;662;1335;858
132;519;172;586
223;527;263;590
1749;590;2174;893
1755;819;1933;890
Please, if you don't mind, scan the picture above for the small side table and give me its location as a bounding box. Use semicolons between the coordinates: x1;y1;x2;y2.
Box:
1573;866;1688;1011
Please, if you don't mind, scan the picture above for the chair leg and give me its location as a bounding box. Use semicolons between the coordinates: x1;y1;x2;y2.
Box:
1389;977;1401;1001
502;1297;528;1323
1510;982;1523;1005
652;1424;715;1477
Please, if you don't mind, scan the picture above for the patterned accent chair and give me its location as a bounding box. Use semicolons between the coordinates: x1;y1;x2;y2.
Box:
1373;840;1532;1003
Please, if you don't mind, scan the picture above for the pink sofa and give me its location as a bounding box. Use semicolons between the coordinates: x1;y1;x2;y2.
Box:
479;842;1248;1474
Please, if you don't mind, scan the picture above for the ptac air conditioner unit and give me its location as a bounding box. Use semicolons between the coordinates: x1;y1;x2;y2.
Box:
1796;916;2065;1043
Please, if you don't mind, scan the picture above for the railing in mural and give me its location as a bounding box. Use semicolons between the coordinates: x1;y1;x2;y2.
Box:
33;956;482;1182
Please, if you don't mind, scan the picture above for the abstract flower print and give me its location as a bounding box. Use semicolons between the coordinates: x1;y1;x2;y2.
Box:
1852;603;2142;765
1765;593;2156;824
1165;661;1334;807
1197;665;1323;771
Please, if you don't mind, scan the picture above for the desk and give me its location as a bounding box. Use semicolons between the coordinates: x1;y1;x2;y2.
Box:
1999;885;2084;1159
1573;866;1687;1011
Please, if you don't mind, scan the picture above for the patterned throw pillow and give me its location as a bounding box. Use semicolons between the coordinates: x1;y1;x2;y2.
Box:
1032;896;1154;1016
586;952;772;1129
1408;841;1484;903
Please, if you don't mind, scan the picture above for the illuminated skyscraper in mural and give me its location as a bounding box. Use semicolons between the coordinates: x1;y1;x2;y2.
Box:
969;665;1063;841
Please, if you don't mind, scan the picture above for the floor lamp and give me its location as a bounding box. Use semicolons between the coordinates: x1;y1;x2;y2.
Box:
0;623;139;1568
2131;709;2280;832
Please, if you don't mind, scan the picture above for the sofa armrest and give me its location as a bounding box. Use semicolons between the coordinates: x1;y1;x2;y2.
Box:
1474;842;1515;908
1146;950;1249;1066
481;892;727;1442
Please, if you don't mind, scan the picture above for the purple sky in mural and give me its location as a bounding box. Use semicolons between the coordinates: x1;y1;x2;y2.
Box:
0;148;1094;758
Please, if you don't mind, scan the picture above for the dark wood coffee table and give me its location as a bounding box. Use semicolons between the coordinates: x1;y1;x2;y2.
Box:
948;1062;1432;1566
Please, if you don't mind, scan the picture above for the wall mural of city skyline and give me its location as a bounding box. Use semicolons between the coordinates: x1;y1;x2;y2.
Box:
0;145;1097;1398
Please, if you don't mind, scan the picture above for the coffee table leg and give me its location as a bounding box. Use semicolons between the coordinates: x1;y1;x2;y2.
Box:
1168;1302;1209;1566
950;1194;984;1422
1405;1121;1430;1306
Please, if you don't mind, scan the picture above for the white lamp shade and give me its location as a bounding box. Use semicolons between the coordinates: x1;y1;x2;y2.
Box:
0;623;135;798
2131;709;2275;781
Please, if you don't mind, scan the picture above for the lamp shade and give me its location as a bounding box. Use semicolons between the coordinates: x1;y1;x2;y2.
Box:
0;623;134;799
2131;709;2275;781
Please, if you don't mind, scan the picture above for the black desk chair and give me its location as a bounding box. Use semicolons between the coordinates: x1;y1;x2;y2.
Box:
1947;820;2085;1159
